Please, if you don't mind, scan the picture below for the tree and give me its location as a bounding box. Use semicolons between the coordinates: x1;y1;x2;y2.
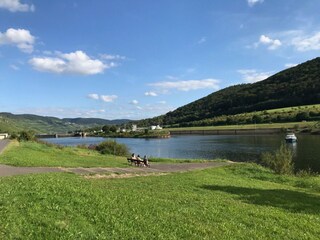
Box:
295;112;310;121
252;115;262;124
102;125;110;133
95;140;129;156
109;126;117;133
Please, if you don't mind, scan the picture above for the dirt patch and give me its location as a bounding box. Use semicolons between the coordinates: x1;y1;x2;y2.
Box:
84;172;169;179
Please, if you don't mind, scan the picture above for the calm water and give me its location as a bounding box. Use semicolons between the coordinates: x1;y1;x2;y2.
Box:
43;134;320;172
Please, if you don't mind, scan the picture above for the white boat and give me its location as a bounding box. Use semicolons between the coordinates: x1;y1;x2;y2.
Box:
285;133;297;143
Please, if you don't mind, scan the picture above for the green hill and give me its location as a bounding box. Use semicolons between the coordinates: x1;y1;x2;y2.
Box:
0;113;130;134
138;57;320;127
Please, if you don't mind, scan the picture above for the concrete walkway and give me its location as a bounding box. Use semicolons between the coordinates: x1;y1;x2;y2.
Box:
0;164;64;177
63;162;231;175
0;162;231;177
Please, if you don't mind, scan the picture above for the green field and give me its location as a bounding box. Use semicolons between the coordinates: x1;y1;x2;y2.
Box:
0;115;79;134
167;121;317;131
0;164;319;239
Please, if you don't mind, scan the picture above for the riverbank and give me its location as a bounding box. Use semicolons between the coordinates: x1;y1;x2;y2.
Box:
96;130;171;139
168;121;320;135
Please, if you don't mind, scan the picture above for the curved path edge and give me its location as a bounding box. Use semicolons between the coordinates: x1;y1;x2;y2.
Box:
0;162;233;177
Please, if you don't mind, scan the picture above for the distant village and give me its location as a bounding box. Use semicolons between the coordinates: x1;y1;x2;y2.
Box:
0;125;165;139
120;124;163;133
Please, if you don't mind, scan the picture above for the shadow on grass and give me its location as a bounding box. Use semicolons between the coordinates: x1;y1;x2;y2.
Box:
201;185;320;214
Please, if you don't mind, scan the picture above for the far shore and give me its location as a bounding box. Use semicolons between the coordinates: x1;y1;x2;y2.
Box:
167;121;319;135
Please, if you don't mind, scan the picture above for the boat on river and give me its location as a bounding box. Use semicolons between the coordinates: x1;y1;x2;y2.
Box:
285;133;297;143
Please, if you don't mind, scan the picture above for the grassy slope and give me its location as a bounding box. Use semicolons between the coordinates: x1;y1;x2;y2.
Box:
166;104;320;131
0;115;78;134
0;164;319;239
0;141;127;167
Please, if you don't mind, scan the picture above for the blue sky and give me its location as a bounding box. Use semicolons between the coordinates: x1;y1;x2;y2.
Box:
1;0;320;120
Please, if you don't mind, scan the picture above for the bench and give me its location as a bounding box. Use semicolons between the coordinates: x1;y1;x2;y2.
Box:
127;158;150;167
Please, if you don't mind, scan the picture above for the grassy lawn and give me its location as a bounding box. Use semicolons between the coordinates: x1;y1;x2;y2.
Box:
167;121;317;131
0;141;127;168
0;141;209;167
0;163;319;239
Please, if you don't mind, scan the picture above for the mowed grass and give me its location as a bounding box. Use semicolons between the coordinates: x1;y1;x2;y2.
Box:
0;164;319;239
0;141;127;167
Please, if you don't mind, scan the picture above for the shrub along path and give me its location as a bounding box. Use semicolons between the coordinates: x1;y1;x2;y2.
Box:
0;161;232;177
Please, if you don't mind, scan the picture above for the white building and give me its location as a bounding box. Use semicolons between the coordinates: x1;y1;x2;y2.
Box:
0;133;8;140
150;125;163;130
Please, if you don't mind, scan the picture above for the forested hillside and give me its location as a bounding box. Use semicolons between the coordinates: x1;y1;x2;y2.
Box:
0;113;130;134
138;57;320;126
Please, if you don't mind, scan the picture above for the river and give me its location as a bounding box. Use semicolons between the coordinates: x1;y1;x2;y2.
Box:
43;134;320;172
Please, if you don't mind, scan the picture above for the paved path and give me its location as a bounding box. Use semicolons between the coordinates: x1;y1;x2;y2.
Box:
0;162;232;177
0;139;9;154
0;164;64;177
64;162;231;175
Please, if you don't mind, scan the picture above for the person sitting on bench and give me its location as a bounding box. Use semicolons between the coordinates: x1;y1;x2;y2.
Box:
128;153;137;165
136;155;143;166
143;155;150;167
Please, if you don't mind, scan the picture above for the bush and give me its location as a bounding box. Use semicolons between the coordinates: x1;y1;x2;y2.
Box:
261;143;294;174
9;133;18;140
18;131;35;142
295;111;310;121
95;140;130;156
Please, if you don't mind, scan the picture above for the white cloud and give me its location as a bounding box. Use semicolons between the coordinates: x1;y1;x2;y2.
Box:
87;93;118;103
247;0;264;7
0;28;35;53
149;79;220;92
130;100;139;105
29;50;114;75
238;69;273;83
100;95;118;103
144;91;158;97
291;32;320;51
284;63;298;68
87;93;99;100
29;57;65;73
259;35;282;50
100;54;126;60
0;0;35;12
